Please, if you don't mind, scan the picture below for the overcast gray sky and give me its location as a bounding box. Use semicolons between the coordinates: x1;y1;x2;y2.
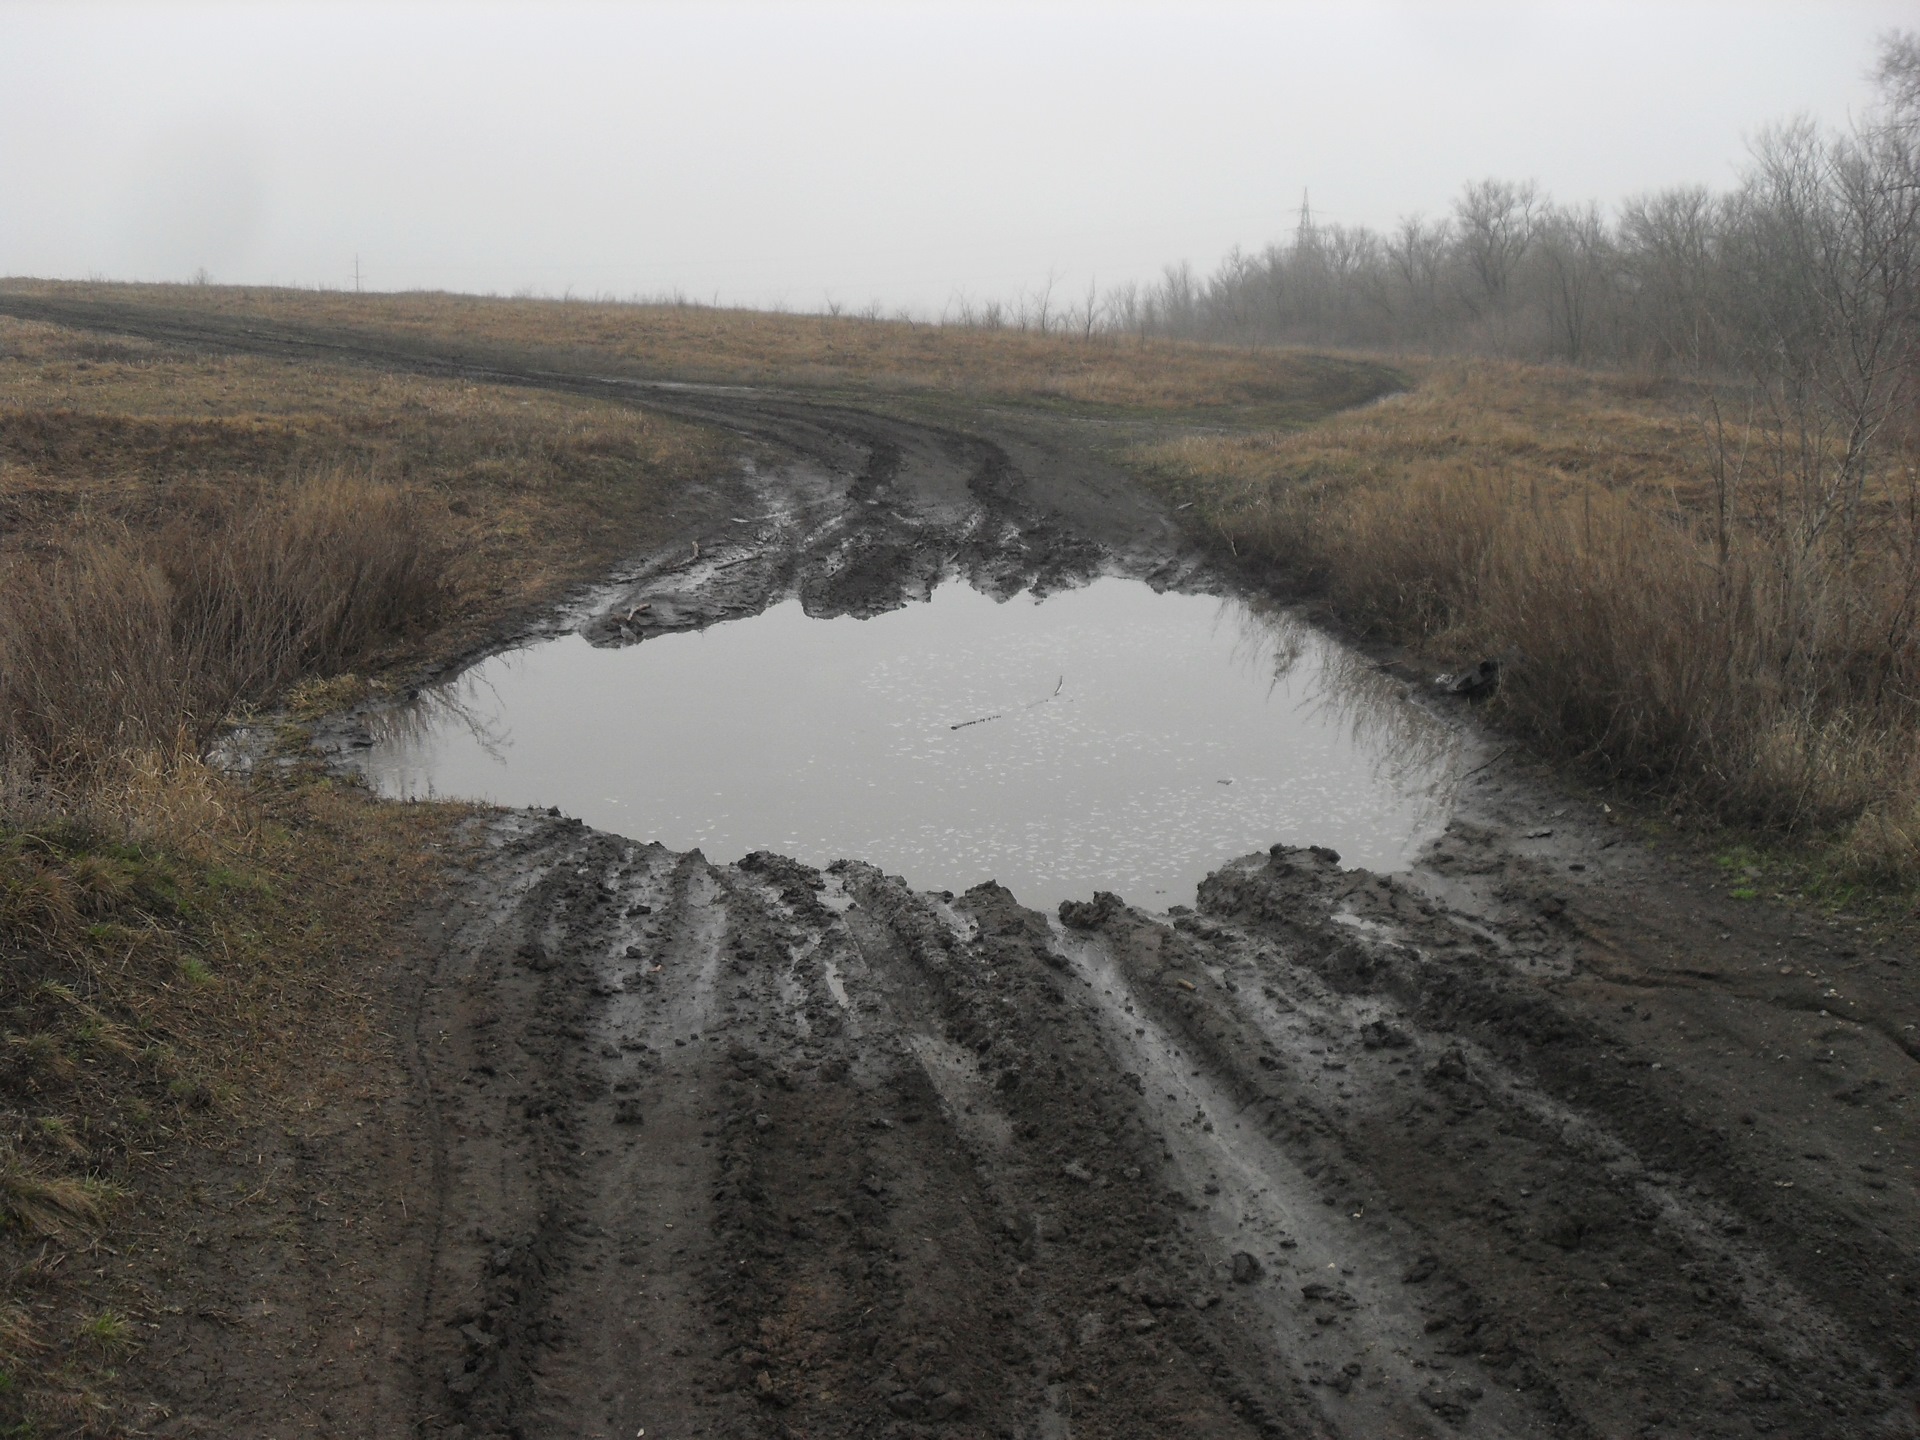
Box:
2;1;1910;312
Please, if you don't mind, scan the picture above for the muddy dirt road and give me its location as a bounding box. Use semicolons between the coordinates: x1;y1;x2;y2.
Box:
5;293;1917;1439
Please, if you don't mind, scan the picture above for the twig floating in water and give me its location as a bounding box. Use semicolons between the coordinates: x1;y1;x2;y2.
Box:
950;676;1065;730
1021;676;1065;710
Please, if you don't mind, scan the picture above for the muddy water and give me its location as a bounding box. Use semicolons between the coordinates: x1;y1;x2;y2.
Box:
365;578;1461;908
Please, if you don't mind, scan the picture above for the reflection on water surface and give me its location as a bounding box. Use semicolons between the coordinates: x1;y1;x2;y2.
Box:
365;578;1461;909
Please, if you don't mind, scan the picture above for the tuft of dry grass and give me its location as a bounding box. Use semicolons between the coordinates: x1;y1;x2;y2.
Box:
1135;359;1920;883
0;1163;110;1239
0;470;447;770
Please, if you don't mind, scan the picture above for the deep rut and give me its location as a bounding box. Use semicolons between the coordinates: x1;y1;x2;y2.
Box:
406;817;1912;1440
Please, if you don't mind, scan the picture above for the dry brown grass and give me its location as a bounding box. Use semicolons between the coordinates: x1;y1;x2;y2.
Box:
1134;359;1920;883
0;278;1396;416
0;312;727;615
1;472;446;769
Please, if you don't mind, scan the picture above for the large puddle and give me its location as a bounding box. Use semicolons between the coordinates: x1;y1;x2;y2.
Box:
365;578;1462;909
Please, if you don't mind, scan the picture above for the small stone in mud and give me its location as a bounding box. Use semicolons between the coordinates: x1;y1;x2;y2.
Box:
755;1370;789;1408
926;1390;969;1420
1360;1018;1414;1050
1062;1159;1094;1183
1419;1379;1484;1421
613;1100;645;1125
1402;1254;1439;1284
1231;1251;1263;1284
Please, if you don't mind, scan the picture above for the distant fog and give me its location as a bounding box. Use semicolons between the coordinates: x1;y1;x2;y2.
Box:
1;1;1909;313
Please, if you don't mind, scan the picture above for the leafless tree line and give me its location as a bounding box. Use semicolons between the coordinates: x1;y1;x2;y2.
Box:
1097;38;1917;384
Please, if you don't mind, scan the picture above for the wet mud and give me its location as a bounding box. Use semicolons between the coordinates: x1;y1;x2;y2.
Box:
6;293;1916;1438
391;806;1915;1440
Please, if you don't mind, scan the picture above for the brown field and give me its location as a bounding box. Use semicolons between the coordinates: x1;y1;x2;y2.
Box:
0;277;1394;417
0;312;723;599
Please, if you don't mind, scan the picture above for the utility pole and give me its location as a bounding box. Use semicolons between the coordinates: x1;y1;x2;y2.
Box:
353;254;363;294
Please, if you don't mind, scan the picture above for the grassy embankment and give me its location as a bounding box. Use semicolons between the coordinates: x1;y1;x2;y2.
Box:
0;308;733;1431
1134;359;1920;895
0;286;1387;1432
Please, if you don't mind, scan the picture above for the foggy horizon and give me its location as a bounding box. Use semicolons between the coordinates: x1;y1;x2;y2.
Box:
4;1;1912;313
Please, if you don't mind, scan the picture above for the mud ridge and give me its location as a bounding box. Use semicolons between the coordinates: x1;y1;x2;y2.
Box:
396;818;1914;1439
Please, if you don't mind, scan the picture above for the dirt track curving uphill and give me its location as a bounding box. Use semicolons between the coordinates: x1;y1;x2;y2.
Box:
4;291;1916;1439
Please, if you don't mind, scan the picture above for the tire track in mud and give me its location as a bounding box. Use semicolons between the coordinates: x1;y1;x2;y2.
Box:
401;814;1904;1440
407;814;1913;1440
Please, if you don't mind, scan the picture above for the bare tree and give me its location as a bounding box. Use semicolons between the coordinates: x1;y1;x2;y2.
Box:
1386;215;1452;341
1619;186;1721;372
1535;202;1614;362
1026;269;1061;335
1452;178;1543;317
1077;277;1103;341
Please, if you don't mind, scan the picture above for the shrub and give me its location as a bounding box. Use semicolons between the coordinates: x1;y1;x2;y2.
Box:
0;471;447;772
